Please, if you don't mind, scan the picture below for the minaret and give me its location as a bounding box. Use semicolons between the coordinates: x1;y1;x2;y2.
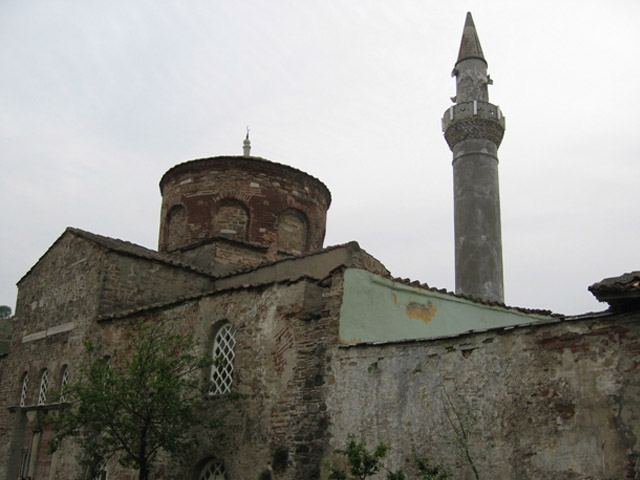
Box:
442;12;506;303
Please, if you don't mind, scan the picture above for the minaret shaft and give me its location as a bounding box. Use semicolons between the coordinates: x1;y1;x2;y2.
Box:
444;12;505;303
452;139;503;302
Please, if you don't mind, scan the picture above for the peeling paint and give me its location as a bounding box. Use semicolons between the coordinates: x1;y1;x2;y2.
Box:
406;301;437;322
392;293;398;305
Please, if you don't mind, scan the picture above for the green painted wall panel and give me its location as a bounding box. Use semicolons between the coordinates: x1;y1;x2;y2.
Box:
339;269;552;344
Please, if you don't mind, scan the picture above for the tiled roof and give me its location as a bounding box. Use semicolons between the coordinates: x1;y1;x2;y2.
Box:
589;271;640;311
19;227;214;283
589;271;640;295
386;275;560;317
67;228;214;276
211;241;363;279
159;155;332;205
97;274;319;321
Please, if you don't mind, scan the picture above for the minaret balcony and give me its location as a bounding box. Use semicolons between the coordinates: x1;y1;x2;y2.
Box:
442;100;506;150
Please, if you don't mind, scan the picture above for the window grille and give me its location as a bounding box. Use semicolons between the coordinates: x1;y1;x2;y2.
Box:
199;460;227;480
60;366;70;402
19;373;28;407
38;369;49;405
210;323;236;395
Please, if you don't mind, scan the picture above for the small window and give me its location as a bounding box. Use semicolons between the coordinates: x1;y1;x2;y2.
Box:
210;323;237;395
277;209;308;254
166;204;187;251
199;459;227;480
19;372;29;407
212;200;249;241
60;365;70;402
38;369;49;405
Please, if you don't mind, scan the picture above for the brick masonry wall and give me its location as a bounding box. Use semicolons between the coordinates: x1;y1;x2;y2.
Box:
324;312;640;479
158;157;330;256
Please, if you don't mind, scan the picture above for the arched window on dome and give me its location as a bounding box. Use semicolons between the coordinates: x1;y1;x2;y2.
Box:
19;372;28;407
38;368;49;405
277;209;308;254
198;459;228;480
166;204;187;251
210;322;237;396
212;199;249;241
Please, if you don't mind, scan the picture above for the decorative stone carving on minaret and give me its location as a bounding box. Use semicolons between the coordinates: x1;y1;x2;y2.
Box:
442;12;505;303
243;127;251;157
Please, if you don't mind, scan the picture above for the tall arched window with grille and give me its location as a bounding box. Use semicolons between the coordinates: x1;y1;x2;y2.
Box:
38;368;49;405
60;365;70;402
198;459;227;480
210;323;237;395
19;372;28;407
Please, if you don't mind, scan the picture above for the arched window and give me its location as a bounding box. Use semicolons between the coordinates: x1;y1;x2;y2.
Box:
60;365;70;402
166;204;187;251
19;372;28;407
212;200;249;241
277;209;308;254
198;459;227;480
38;369;49;405
210;323;237;395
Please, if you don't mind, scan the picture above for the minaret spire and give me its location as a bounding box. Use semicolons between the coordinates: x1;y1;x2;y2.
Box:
442;12;506;303
242;127;251;157
456;12;486;66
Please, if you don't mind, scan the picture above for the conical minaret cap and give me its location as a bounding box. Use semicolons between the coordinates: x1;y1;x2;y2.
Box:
455;12;486;66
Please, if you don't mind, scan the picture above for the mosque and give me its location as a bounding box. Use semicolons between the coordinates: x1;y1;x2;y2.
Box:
1;13;638;480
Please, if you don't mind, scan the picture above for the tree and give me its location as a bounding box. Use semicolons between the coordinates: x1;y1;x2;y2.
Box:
327;439;451;480
327;439;403;480
48;323;217;480
0;305;12;319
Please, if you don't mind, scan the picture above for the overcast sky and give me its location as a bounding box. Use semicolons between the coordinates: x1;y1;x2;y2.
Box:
1;1;638;315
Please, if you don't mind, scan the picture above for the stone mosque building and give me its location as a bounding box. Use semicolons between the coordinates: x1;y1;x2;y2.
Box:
1;13;639;480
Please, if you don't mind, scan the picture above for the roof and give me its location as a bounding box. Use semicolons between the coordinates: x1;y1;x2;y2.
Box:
18;227;214;284
456;12;486;66
97;241;384;321
385;274;560;317
159;155;332;206
589;271;640;310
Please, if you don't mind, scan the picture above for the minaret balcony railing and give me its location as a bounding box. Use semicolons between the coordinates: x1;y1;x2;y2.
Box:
441;100;505;133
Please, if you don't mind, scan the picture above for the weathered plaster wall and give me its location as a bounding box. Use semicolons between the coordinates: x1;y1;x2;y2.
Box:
339;269;551;344
324;311;640;479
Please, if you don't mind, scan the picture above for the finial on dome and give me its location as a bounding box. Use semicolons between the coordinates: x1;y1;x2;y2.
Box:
243;126;251;157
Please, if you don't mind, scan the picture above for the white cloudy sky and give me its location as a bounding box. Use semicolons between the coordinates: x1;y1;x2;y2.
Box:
1;1;638;315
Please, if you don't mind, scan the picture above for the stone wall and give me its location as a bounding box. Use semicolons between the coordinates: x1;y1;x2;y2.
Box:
0;233;107;480
93;273;343;480
172;238;273;274
324;310;640;479
98;250;214;316
14;233;106;336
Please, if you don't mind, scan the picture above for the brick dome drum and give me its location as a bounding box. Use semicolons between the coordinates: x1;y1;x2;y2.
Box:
158;156;331;255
